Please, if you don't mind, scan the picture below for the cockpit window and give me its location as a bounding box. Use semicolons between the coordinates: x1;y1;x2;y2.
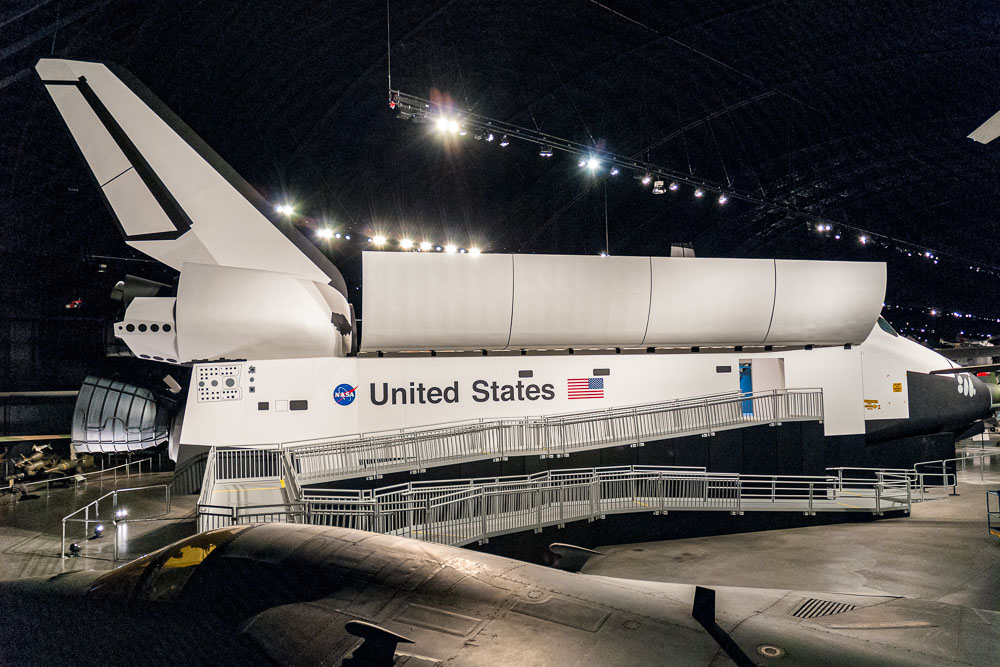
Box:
88;525;251;601
876;316;899;337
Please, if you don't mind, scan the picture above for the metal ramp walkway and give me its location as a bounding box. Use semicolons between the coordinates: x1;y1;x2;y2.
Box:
196;463;912;542
284;388;824;485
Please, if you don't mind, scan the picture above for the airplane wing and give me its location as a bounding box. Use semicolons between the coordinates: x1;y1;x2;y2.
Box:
35;58;347;297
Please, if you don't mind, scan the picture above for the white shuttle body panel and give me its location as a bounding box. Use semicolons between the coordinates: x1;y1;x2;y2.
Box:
361;253;886;351
37;59;990;463
178;322;960;448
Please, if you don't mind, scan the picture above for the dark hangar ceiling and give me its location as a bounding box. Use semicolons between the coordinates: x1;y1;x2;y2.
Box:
3;0;1000;344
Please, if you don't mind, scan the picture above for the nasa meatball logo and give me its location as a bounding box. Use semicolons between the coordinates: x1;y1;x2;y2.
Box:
333;384;357;406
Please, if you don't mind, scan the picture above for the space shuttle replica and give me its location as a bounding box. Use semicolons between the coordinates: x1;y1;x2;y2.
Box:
37;59;995;478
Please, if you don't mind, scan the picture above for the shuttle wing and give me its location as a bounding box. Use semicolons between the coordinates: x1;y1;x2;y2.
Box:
35;58;347;296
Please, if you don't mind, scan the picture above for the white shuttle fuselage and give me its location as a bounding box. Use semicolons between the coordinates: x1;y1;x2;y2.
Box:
175;320;975;452
33;58;992;464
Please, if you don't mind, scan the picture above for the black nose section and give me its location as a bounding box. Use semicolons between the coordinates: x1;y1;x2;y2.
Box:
866;371;993;441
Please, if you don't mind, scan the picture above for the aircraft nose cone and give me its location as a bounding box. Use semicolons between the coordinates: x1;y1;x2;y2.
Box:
869;371;994;442
929;371;993;429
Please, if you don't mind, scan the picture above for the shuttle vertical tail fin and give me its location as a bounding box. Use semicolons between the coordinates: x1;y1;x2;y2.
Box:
35;58;347;297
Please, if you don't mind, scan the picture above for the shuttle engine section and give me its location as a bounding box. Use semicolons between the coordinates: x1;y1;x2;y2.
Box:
71;376;174;453
112;264;352;364
361;253;887;352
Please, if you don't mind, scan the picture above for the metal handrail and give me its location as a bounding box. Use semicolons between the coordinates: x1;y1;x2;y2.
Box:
279;387;824;450
284;465;907;547
60;484;171;559
284;388;824;484
20;456;153;495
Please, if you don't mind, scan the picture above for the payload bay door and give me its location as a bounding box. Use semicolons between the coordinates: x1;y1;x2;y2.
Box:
739;358;786;416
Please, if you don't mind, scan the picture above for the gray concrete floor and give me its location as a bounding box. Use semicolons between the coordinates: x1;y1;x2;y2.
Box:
0;471;198;580
584;445;1000;611
3;442;998;623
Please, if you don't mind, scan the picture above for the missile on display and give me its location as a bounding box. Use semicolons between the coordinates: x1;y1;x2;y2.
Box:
34;58;993;465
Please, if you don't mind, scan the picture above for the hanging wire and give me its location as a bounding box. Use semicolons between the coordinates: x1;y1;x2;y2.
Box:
385;0;392;94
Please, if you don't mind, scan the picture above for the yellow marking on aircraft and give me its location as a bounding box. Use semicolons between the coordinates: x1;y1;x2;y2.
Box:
280;479;285;488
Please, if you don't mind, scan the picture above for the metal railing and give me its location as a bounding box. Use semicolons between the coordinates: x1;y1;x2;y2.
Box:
196;502;308;532
285;388;823;484
197;463;908;547
61;484;171;559
20;456;153;496
828;449;998;502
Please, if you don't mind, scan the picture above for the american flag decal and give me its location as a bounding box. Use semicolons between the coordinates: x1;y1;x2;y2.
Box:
567;377;604;399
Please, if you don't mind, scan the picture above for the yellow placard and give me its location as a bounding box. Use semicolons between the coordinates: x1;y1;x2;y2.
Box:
892;383;902;393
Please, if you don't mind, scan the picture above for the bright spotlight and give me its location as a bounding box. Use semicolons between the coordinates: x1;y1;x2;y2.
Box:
459;248;467;254
578;159;587;167
275;204;294;216
499;135;510;147
668;182;679;191
115;508;127;519
334;232;342;239
94;524;105;538
419;241;432;251
586;157;600;170
610;167;620;176
444;244;457;254
859;235;868;244
316;228;334;239
345;235;351;240
600;251;608;257
718;194;728;205
436;116;460;134
539;146;554;157
694;189;704;198
468;247;481;256
485;133;495;142
641;174;652;185
435;246;442;251
372;235;387;246
399;238;414;249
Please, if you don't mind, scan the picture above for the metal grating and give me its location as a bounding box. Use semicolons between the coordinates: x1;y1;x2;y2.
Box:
790;598;857;619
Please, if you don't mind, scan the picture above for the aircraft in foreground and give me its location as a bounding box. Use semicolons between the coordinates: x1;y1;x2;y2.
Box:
1;523;997;666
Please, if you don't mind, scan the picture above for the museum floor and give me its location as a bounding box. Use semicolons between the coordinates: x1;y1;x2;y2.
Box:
2;445;997;616
585;444;1000;611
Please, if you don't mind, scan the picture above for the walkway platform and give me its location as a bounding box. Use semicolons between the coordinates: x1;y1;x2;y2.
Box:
274;388;823;485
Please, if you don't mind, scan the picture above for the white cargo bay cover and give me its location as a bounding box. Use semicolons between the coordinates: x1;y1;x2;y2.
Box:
361;253;886;351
